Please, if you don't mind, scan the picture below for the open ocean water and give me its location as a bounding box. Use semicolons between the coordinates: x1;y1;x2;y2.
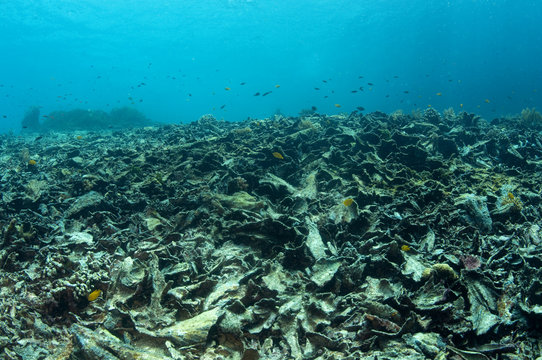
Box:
0;0;541;132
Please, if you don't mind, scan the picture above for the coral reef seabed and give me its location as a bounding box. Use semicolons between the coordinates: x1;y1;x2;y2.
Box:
1;109;542;359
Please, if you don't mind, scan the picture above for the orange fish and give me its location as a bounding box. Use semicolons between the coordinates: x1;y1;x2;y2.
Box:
272;152;284;159
225;87;231;91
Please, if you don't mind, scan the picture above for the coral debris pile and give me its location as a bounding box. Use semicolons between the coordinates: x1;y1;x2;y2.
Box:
1;109;542;359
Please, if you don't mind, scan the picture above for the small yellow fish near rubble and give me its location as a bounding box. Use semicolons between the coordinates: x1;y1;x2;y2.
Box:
272;152;284;159
342;198;354;206
87;289;102;302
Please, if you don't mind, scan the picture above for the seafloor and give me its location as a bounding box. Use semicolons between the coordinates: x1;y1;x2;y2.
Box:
1;108;542;359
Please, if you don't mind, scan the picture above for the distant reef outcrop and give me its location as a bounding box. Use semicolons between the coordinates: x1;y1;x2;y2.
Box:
21;106;150;131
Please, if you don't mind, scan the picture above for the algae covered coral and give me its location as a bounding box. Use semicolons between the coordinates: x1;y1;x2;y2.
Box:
1;109;542;359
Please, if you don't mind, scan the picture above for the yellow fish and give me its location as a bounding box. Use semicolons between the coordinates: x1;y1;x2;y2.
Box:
343;198;354;206
272;152;284;159
484;99;490;103
436;92;442;96
275;84;280;88
225;87;231;91
401;245;411;252
334;104;341;108
87;289;102;302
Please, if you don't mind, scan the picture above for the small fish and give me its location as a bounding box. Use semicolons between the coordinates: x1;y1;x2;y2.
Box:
484;99;490;103
322;80;327;83
460;103;463;108
385;94;390;98
275;84;280;88
2;115;6;118
34;136;43;141
324;95;329;98
220;104;226;109
436;92;442;96
351;90;357;93
240;82;246;85
253;92;260;96
262;91;272;96
334;104;341;108
403;90;409;94
314;87;320;90
401;245;411;252
188;93;192;97
272;152;284;159
225;87;231;91
359;86;364;91
393;75;399;78
343;198;354;206
356;106;365;111
87;289;102;302
358;76;364;79
367;82;374;86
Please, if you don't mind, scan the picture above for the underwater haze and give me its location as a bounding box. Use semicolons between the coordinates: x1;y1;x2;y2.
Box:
0;0;541;133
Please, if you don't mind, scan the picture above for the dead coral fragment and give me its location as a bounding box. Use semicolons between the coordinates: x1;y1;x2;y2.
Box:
502;192;522;210
3;219;18;244
520;107;542;129
423;263;458;281
365;313;401;333
460;255;481;270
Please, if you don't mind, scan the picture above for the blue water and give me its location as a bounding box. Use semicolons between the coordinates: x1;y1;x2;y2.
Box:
1;0;541;133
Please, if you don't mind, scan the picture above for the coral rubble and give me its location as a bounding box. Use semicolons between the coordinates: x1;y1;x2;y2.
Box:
1;109;542;359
